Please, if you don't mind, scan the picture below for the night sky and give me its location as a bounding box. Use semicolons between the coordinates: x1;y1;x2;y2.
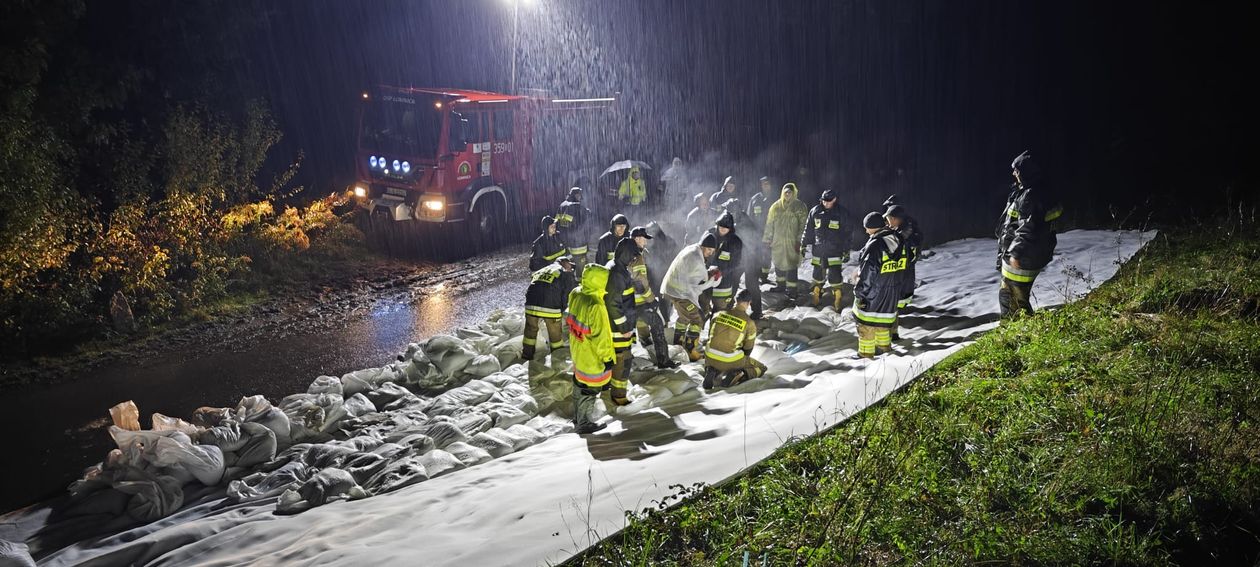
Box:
99;0;1254;237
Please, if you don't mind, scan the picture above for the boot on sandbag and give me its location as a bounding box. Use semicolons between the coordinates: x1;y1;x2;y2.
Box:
810;285;823;308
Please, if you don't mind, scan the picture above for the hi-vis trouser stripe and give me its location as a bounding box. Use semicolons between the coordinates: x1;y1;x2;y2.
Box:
567;245;588;254
897;295;913;309
711;287;733;298
1001;261;1041;283
853;300;897;327
705;346;745;363
811;256;846;266
856;324;891;355
524;305;562;319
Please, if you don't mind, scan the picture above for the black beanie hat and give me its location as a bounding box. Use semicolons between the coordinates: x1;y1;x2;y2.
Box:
700;232;718;248
884;205;906;219
541;215;556;231
736;288;752;303
629;226;653;239
567;186;582;200
863;212;885;229
821;189;837;202
715;211;736;229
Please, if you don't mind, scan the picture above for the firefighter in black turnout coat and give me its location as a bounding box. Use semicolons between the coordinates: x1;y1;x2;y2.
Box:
556;187;594;275
596;214;631;266
529;216;568;272
801;189;853;311
706;210;744;314
851;212;906;359
522;256;576;360
604;237;642;406
883;198;923;340
996;151;1062;319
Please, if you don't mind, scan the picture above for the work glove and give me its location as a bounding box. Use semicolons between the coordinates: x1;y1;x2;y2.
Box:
604;359;615;372
708;265;722;281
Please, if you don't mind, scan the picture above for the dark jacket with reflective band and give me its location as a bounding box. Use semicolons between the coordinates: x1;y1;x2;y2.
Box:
853;228;906;326
525;263;575;319
747;191;776;236
529;232;568;272
801;203;852;258
629;251;657;306
705;304;758;363
605;243;639;350
709;189;738;209
706;227;744;297
996;183;1062;273
556;199;594;247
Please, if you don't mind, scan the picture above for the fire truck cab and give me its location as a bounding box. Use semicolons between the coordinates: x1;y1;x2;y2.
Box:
353;86;617;254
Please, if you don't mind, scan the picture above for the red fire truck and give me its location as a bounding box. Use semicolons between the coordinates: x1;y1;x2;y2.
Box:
352;86;620;255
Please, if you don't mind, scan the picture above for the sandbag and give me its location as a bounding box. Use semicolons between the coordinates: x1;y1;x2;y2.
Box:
463;354;501;378
365;381;412;408
0;539;37;567
151;413;201;436
114;474;185;521
469;430;515;458
418;449;465;478
414;421;468;448
456;413;494;436
276;468;366;515
226;460;311;503
307;375;343;396
364;456;429;494
444;441;492;466
422;335;477;378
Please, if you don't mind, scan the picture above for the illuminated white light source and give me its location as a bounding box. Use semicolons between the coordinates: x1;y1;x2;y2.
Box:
353;186;367;198
392;160;401;170
422;200;444;211
369;156;378;167
361;92;369;99
434;101;443;109
476;99;509;104
401;161;411;173
551;97;616;103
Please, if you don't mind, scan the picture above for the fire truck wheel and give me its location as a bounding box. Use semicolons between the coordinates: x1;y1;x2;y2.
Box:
470;196;505;253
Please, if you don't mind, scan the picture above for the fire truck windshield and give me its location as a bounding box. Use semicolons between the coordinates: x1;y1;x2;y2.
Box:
359;97;443;158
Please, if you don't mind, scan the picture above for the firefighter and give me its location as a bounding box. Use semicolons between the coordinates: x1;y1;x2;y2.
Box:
556;187;594;275
800;189;854;311
747;176;777;285
722;197;763;319
646;221;678;325
883;201;923;340
763;183;809;303
529;215;568;272
685;192;715;245
709;175;738;209
595;213;631;265
997;151;1063;319
851;212;907;359
628;226;679;369
522;255;576;360
702;289;766;389
706;210;744;313
605;237;642;406
565;263;616;434
618;165;647;207
662;232;722;361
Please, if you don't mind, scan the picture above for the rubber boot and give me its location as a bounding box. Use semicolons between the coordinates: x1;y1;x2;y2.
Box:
832;289;844;312
685;335;703;362
521;346;535;361
610;387;631;406
810;285;822;308
720;369;749;388
702;366;720;389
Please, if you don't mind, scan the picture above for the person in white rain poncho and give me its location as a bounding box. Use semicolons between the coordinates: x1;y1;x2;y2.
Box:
661;232;722;361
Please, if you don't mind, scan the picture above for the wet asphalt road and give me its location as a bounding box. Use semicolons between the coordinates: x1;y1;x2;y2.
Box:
0;251;530;513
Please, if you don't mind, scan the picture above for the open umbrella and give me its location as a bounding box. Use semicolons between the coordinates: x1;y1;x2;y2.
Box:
600;160;652;177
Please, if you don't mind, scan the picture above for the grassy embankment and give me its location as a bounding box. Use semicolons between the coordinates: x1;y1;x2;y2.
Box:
576;222;1260;565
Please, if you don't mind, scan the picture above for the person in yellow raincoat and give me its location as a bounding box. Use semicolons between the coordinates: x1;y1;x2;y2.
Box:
762;183;809;304
565;263;617;434
618;166;647;207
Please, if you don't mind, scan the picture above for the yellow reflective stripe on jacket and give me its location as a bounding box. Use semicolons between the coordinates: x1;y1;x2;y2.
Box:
525;305;563;319
556;213;574;224
711;288;733;298
852;302;897;324
1044;205;1063;221
1001;261;1040;283
705;346;745;363
718;251;731;261
544;249;565;261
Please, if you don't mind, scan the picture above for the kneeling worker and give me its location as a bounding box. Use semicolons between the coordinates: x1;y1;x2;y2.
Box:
565;263;616;434
703;289;766;389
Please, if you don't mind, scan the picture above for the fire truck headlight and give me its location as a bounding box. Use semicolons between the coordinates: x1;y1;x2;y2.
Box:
401;161;411;174
353;185;367;198
369;156;378;168
392;159;401;171
422;199;444;211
